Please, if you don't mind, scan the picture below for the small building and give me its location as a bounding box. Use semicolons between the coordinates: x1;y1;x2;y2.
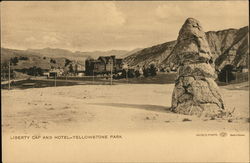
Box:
43;72;50;77
236;65;249;73
77;72;85;77
1;63;15;80
45;68;64;78
242;67;248;73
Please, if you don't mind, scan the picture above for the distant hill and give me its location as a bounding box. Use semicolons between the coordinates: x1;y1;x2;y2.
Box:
1;47;136;71
124;26;249;70
1;48;75;70
27;48;86;60
26;48;131;60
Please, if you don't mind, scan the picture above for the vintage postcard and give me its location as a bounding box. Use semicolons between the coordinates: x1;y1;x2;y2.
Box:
1;1;249;162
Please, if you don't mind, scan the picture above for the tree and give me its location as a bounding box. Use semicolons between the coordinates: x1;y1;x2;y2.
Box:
50;59;56;64
142;64;157;77
65;59;71;67
143;67;149;77
69;64;74;73
26;66;43;76
74;64;78;74
218;64;236;83
149;64;157;76
10;57;19;65
127;69;135;78
19;56;29;60
135;70;140;78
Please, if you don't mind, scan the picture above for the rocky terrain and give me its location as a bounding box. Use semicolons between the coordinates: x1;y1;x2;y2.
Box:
211;26;249;69
124;26;249;70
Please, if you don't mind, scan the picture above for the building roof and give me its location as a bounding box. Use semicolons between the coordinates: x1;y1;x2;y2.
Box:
87;56;122;65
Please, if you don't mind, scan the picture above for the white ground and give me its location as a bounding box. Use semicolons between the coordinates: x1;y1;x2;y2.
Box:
2;83;249;134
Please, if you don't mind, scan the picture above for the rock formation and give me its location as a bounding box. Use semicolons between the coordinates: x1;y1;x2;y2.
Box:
170;18;224;117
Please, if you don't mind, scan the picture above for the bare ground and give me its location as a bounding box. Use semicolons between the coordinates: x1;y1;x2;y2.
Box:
2;83;249;134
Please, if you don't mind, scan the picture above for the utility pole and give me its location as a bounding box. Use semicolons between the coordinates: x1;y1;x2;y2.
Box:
110;59;113;85
226;70;228;84
54;73;57;87
2;67;4;80
8;61;11;90
126;69;128;83
92;70;94;85
122;63;129;84
235;71;238;83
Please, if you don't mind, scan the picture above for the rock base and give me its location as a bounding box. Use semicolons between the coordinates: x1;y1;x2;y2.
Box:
171;103;224;117
171;74;224;117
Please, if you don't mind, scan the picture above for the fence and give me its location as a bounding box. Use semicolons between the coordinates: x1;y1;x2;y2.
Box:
231;72;249;83
217;72;248;85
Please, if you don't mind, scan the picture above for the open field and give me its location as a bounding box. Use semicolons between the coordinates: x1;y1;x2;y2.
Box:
1;73;177;90
2;81;249;134
1;72;248;90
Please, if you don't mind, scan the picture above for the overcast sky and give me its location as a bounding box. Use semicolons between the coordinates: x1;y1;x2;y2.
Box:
1;1;249;52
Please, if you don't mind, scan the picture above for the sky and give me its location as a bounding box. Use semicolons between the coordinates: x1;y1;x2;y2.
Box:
1;1;249;52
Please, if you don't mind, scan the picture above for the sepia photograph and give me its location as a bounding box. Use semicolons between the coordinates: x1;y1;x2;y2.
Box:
1;1;249;162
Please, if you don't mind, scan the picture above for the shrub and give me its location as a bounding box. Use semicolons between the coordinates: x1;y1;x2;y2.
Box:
19;56;29;60
10;57;19;65
50;59;56;64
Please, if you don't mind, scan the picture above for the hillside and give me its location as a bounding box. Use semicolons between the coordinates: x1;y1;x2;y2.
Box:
211;26;249;69
124;26;249;70
1;47;134;71
124;41;176;67
1;48;76;70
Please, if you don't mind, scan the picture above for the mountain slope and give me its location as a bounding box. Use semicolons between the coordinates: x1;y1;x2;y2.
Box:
125;26;249;69
124;41;176;67
212;26;249;69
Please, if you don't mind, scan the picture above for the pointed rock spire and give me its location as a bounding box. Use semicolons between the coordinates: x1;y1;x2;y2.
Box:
170;18;224;117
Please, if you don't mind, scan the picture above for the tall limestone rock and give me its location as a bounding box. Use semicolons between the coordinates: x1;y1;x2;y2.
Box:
170;18;224;117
